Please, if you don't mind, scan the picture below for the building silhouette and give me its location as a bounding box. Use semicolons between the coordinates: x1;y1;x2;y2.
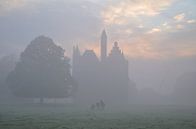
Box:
72;30;133;106
100;30;107;62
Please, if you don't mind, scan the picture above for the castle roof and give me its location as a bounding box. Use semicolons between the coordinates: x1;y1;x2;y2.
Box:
83;50;99;61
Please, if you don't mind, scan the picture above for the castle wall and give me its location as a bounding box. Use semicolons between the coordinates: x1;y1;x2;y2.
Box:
72;31;132;107
73;54;130;106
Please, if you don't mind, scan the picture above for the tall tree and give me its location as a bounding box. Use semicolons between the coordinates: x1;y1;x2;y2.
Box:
0;55;16;100
6;36;74;103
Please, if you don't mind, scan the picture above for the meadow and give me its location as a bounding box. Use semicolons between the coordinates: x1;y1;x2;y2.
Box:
0;104;196;129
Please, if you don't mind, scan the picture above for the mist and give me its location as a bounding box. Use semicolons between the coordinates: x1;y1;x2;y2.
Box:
0;0;196;129
1;33;196;106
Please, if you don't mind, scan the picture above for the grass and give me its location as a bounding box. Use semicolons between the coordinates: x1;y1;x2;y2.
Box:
0;104;196;129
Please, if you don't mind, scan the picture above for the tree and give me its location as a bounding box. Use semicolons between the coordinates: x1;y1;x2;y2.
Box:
0;55;16;101
173;72;196;105
6;36;75;103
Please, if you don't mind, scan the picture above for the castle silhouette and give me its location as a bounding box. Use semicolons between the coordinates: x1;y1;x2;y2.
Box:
72;30;133;106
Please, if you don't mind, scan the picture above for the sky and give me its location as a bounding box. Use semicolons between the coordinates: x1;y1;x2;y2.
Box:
0;0;196;93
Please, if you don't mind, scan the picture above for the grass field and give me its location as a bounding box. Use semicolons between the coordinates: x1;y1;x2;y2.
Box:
0;104;196;129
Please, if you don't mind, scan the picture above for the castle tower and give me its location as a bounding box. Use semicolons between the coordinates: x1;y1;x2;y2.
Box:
100;29;107;62
72;45;80;77
72;45;80;61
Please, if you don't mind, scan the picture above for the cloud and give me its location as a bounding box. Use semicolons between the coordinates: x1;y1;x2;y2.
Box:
0;0;195;60
174;13;185;22
187;19;196;24
176;24;184;29
176;47;196;57
147;28;161;34
138;24;144;29
0;0;28;15
102;0;175;25
121;38;163;59
112;24;196;59
100;0;196;59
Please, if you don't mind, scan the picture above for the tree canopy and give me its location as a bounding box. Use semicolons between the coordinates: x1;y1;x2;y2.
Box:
6;36;74;99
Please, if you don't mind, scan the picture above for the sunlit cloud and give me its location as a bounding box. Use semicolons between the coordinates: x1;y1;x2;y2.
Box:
162;22;168;26
121;41;163;59
161;22;172;30
176;47;196;57
147;28;161;34
119;35;196;59
0;0;196;60
187;19;196;24
100;0;196;59
174;13;185;22
102;0;175;25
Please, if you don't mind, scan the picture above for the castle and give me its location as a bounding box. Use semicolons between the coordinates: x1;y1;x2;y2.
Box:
72;30;133;106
